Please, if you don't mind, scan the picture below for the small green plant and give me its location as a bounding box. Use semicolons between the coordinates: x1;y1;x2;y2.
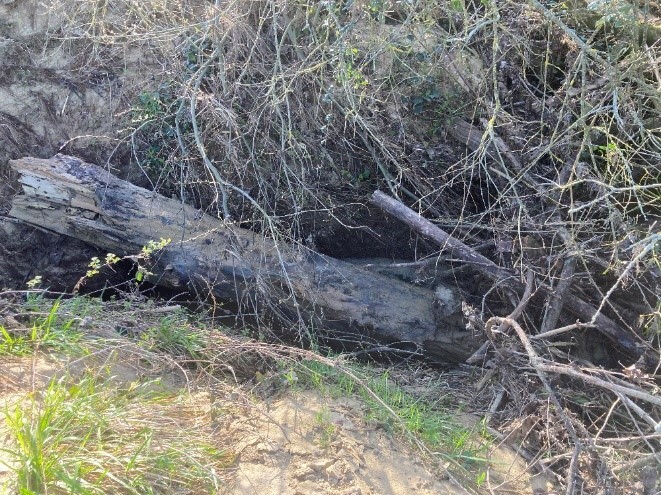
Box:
336;47;369;91
475;469;487;487
587;0;636;30
281;368;299;387
25;276;42;289
641;302;661;338
130;82;191;197
404;80;468;123
135;90;168;121
313;406;336;449
85;253;121;279
136;238;172;282
140;311;205;357
74;238;171;291
0;325;31;356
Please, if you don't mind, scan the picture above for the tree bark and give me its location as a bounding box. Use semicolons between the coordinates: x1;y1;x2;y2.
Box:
8;154;481;363
370;190;653;365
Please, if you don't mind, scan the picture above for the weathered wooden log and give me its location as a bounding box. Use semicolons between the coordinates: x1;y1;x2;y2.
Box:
370;190;655;367
8;154;481;363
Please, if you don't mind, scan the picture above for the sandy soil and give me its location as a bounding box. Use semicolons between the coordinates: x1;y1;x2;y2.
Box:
0;0;161;290
223;392;459;495
0;339;542;495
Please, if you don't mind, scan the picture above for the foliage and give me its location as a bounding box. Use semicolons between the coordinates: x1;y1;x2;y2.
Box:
139;311;206;358
74;238;171;291
313;406;337;449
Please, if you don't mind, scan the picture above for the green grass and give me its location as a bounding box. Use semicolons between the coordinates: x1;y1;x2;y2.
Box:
0;296;229;494
0;296;208;360
1;293;489;490
139;311;206;358
0;300;85;357
1;373;229;495
313;406;337;449
288;359;491;465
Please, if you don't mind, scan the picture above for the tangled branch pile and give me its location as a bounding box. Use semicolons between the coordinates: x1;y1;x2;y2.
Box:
43;0;660;492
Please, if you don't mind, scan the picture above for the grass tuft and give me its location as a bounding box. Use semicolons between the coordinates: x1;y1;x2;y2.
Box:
2;373;229;495
0;300;84;357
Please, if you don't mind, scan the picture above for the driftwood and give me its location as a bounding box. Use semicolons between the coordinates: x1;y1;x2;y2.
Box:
370;191;655;367
8;154;482;363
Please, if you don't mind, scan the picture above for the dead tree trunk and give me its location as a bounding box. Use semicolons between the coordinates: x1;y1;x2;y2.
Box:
8;154;480;363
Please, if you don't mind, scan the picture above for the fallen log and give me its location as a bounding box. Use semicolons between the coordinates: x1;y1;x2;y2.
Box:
8;154;480;363
370;190;656;369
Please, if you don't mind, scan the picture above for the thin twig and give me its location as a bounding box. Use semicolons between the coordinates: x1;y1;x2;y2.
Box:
532;321;596;341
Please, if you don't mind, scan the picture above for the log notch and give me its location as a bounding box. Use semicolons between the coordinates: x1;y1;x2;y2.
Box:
9;154;480;363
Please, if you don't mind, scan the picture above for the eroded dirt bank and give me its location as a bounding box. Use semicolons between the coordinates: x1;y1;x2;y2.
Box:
0;325;537;495
0;0;157;290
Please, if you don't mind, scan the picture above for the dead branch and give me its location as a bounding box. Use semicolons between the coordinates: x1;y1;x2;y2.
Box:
370;190;654;367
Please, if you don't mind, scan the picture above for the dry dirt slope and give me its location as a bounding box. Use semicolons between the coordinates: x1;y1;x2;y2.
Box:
0;0;158;290
0;324;539;495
